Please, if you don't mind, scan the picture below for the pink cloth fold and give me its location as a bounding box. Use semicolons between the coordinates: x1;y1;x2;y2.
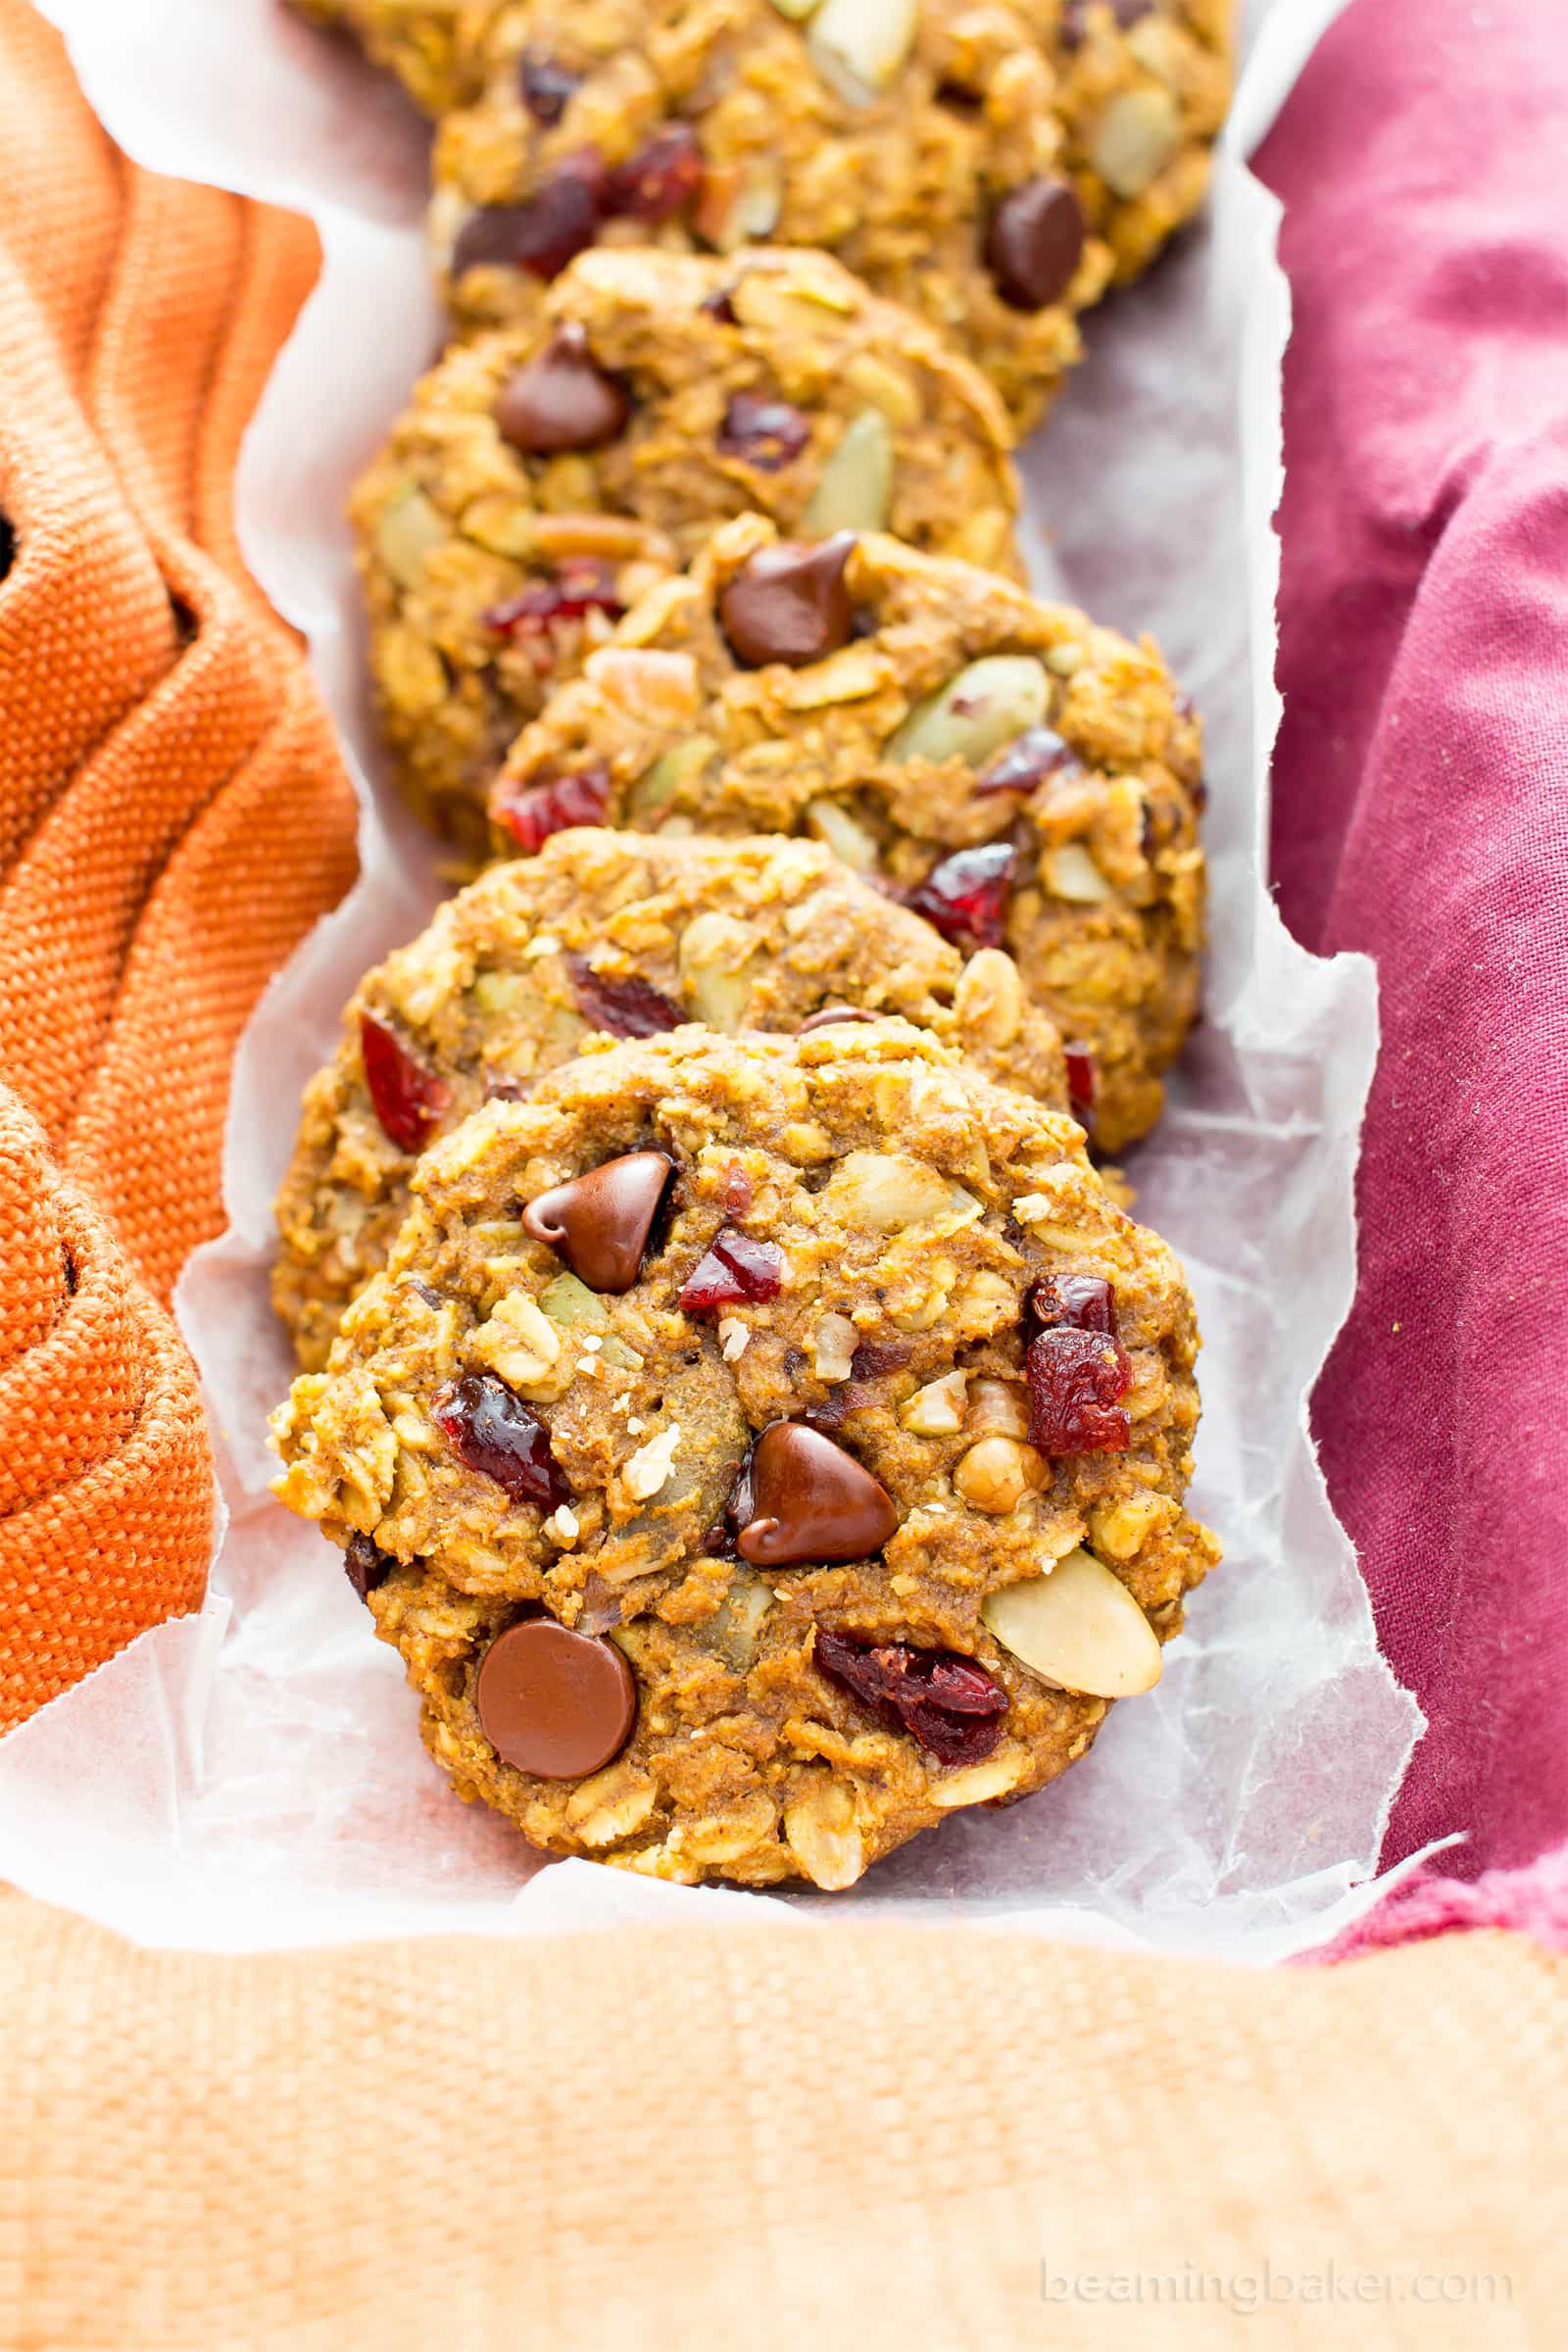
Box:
1257;0;1568;1943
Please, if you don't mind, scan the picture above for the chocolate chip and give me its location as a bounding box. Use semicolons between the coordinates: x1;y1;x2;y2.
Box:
717;534;858;669
345;1533;392;1601
984;178;1087;312
495;323;630;456
736;1421;898;1568
521;1150;674;1294
475;1619;636;1780
518;51;581;124
716;392;811;472
797;1004;879;1035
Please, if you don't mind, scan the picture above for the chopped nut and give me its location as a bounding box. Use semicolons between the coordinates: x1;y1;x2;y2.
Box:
623;1422;682;1500
900;1371;968;1436
544;1503;580;1544
717;1315;750;1362
1042;842;1113;903
1090;1490;1177;1561
469;1294;563;1390
812;1312;859;1382
953;947;1024;1050
824;1150;956;1231
954;1434;1047;1513
783;1774;865;1888
967;1378;1030;1440
982;1545;1162;1697
582;645;702;726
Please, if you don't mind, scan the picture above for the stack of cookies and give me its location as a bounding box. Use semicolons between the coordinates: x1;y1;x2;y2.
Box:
270;0;1232;1890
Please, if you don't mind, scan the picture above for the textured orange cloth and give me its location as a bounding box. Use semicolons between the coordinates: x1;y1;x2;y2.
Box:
0;1900;1560;2348
0;0;358;1723
0;14;1562;2349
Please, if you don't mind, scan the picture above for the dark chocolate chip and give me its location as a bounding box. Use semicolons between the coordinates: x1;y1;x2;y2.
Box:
495;322;630;455
984;177;1087;311
344;1533;392;1601
717;533;858;669
715;392;811;472
736;1421;899;1568
521;1150;674;1294
475;1619;636;1780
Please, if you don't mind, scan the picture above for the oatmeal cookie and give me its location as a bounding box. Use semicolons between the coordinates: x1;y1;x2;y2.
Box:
1054;1;1234;286
270;1019;1218;1888
273;826;1070;1369
355;245;1019;844
492;514;1205;1151
428;0;1231;428
287;0;494;115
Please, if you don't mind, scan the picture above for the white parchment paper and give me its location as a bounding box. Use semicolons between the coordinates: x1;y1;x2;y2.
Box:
3;0;1424;1957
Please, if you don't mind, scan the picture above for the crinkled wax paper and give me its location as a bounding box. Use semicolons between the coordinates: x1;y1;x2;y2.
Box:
2;0;1423;1954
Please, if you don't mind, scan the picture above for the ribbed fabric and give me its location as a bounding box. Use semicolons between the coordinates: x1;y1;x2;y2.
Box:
0;0;359;1723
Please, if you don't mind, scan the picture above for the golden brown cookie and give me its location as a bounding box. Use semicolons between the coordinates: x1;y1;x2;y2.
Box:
355;245;1019;844
428;0;1232;427
491;514;1204;1151
270;1019;1218;1887
272;826;1070;1369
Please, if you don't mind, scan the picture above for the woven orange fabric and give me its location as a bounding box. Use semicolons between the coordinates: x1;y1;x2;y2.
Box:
0;1902;1560;2348
0;0;358;1723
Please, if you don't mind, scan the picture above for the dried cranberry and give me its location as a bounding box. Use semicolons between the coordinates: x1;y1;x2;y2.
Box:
1029;1273;1118;1336
451;150;608;284
486;561;624;639
720;1164;754;1217
1025;1326;1132;1455
360;1013;453;1154
976;726;1084;797
849;1338;911;1380
716;393;811;472
1062;1045;1098;1122
344;1532;392;1601
432;1372;567;1506
492;760;612;854
605;122;704;221
814;1629;1006;1765
518;51;581;124
679;1229;783;1311
906;842;1017;950
565;952;683;1038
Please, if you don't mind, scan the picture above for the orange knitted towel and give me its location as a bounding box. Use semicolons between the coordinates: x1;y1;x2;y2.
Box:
0;0;357;1724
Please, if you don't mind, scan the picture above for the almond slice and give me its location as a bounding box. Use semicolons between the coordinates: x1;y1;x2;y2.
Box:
982;1545;1162;1697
